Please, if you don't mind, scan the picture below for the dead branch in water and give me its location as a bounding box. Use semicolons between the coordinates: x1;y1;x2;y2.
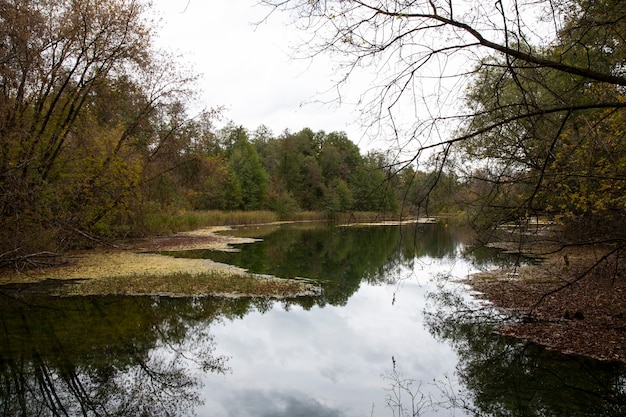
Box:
0;250;66;271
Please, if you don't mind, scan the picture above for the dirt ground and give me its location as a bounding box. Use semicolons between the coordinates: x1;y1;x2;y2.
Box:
467;244;626;363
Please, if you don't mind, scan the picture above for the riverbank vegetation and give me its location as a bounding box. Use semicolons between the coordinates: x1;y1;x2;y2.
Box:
60;269;321;299
0;225;325;298
0;0;457;270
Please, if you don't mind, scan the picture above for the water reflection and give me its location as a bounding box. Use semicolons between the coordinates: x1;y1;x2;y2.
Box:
222;390;344;417
0;295;261;416
462;244;540;272
164;223;476;306
424;287;626;416
2;223;625;416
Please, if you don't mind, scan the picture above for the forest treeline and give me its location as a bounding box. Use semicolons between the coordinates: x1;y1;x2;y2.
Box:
0;0;450;261
153;124;456;217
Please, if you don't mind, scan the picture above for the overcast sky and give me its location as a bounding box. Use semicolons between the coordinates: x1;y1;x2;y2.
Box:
152;0;373;148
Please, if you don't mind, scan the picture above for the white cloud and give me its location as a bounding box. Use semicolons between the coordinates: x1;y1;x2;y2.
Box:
151;0;366;143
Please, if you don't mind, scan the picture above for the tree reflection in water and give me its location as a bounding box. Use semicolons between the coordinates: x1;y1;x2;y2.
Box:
169;222;477;308
382;367;431;417
422;284;626;416
0;294;250;416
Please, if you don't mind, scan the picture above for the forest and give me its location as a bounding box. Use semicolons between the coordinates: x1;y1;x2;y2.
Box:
1;0;625;269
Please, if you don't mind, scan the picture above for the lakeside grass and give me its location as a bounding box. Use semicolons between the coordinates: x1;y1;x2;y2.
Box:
0;226;324;299
142;210;281;234
142;209;405;235
1;247;323;298
1;210;402;298
60;270;320;298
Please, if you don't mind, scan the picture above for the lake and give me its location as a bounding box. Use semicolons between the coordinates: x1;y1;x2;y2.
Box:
1;222;624;416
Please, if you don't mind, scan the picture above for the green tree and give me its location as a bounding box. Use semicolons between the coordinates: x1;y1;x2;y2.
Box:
0;0;208;265
351;152;399;213
224;126;269;210
402;167;461;216
275;128;325;210
455;36;626;238
324;178;354;213
181;154;241;210
319;131;362;183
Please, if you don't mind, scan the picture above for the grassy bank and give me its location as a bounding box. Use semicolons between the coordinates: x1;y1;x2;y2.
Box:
0;222;326;299
141;210;280;234
140;209;402;235
60;270;321;298
0;210;403;298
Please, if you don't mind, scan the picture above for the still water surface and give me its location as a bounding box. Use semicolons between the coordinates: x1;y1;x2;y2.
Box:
1;223;625;416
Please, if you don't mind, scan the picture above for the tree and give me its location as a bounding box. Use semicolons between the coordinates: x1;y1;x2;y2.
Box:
350;151;399;213
0;0;207;264
452;2;626;239
223;126;269;210
274;128;325;210
261;0;626;233
319;131;362;182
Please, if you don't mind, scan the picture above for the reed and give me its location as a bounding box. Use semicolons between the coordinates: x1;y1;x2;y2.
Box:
140;209;403;235
141;210;279;234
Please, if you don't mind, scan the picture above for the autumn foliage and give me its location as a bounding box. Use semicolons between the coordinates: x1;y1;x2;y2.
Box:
0;0;446;267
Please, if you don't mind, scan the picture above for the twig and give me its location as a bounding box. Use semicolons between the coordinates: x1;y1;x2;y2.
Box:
0;251;66;270
63;224;118;248
530;244;625;315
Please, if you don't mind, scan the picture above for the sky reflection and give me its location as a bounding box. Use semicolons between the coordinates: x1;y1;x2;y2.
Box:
196;261;468;417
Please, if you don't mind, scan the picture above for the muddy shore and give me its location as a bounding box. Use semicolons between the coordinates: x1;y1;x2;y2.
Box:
466;245;626;363
0;226;322;298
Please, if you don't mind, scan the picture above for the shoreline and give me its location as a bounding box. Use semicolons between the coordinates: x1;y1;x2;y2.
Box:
466;245;626;364
0;225;322;299
6;220;623;364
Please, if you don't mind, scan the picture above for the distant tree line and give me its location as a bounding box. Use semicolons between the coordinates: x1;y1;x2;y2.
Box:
156;123;456;217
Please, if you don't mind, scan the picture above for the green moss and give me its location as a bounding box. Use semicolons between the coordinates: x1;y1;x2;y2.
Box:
60;270;320;298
